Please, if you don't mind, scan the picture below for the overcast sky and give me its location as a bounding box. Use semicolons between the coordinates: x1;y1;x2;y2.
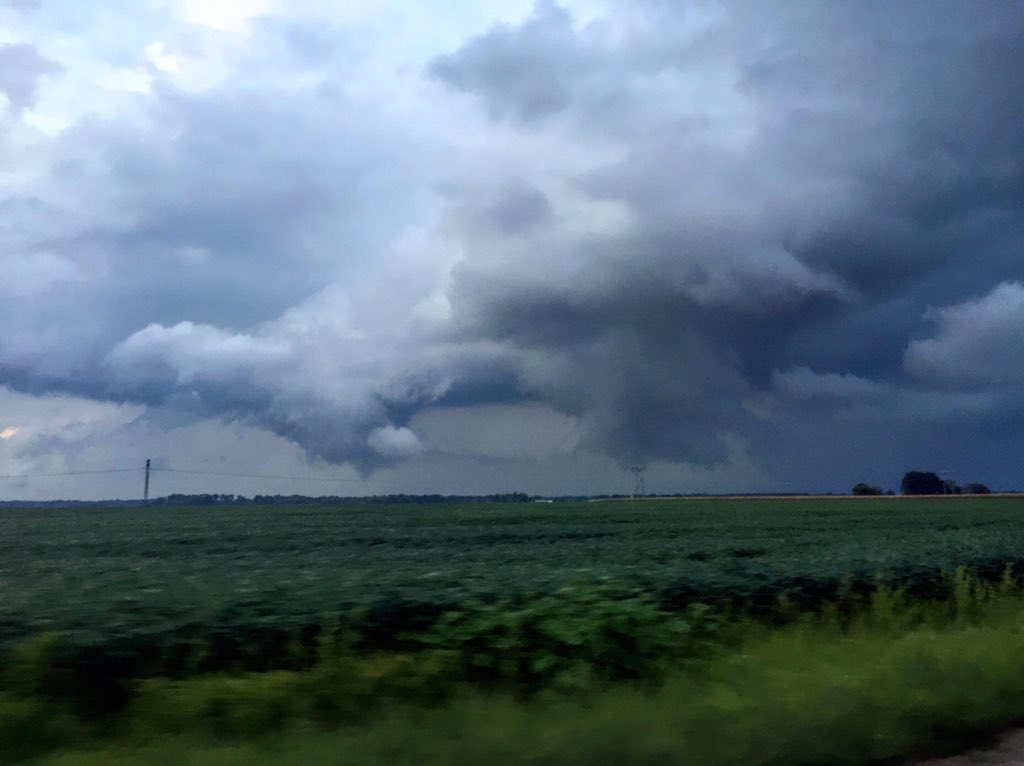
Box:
1;0;1022;500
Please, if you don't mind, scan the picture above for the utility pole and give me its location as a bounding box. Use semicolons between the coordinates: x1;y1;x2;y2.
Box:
144;459;151;502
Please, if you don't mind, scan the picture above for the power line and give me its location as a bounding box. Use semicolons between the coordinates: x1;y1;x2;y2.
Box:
0;465;363;483
152;467;363;483
0;468;140;479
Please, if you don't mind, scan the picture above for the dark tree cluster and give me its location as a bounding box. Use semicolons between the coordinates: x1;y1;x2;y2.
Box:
897;471;990;496
851;483;884;496
899;471;944;495
851;473;993;497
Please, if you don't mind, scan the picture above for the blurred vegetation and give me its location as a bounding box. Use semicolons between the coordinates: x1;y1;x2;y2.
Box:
4;569;1024;764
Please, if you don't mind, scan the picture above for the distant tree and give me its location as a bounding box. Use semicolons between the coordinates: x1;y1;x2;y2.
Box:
942;479;962;495
900;471;944;495
852;482;884;496
966;483;991;495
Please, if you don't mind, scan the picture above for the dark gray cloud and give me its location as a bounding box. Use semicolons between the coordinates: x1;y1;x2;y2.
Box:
427;0;1024;484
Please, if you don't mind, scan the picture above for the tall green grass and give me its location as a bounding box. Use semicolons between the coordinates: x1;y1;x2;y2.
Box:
10;569;1024;765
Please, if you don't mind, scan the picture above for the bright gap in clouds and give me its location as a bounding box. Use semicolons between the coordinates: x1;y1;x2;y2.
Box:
0;427;19;440
179;0;274;32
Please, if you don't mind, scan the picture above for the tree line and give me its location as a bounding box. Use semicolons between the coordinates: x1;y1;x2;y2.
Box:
853;471;991;496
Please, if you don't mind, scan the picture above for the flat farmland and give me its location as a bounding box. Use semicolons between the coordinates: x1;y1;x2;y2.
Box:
3;496;1024;648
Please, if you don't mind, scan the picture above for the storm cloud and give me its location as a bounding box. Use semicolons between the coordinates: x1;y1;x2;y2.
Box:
1;1;1022;498
430;1;1024;482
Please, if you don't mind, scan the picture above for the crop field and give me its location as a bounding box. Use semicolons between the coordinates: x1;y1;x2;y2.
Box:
5;496;1024;764
3;496;1024;651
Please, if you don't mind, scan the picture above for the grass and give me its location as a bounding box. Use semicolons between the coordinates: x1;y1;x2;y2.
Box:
20;618;1024;765
11;571;1024;765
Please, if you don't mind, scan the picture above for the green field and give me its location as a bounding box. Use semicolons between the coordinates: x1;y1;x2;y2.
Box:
5;496;1024;764
3;497;1024;645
